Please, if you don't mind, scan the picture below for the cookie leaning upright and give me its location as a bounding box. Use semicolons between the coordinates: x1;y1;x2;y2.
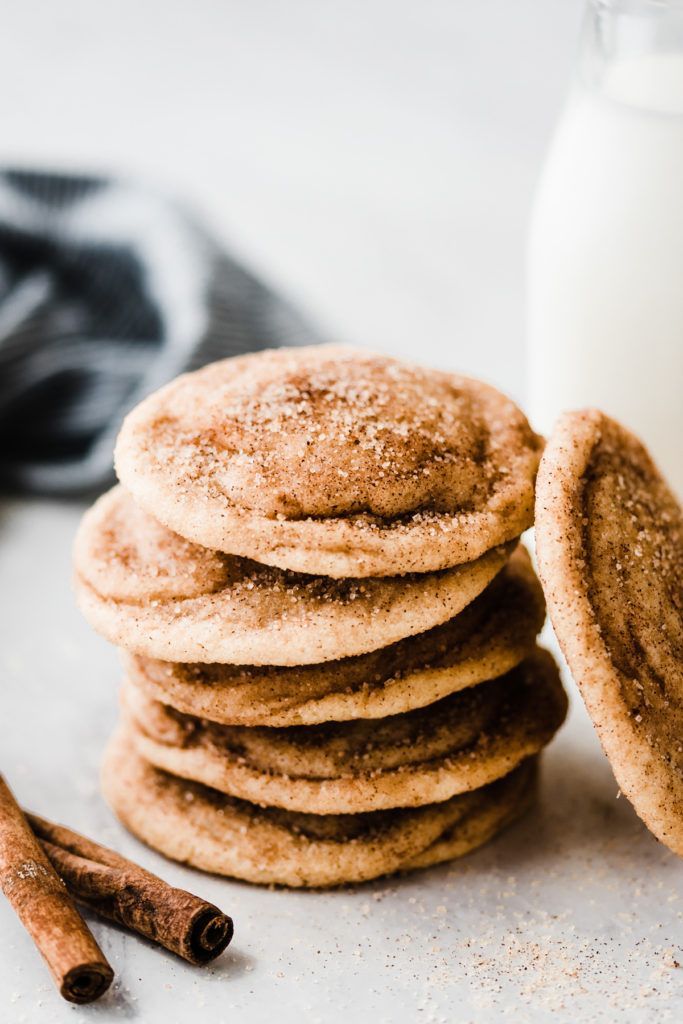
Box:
535;410;683;855
114;345;543;577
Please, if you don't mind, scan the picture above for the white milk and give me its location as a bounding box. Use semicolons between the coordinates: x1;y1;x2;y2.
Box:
527;53;683;496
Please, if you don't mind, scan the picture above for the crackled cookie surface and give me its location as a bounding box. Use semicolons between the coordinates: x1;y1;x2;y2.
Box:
74;486;510;665
122;649;566;814
536;410;683;855
125;546;545;726
114;346;542;577
102;729;537;887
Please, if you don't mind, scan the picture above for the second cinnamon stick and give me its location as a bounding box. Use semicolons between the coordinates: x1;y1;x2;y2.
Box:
27;812;233;965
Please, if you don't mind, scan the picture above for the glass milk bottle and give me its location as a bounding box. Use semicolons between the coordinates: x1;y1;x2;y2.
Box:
527;0;683;496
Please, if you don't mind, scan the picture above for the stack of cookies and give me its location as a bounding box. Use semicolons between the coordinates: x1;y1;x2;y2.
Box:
74;346;567;888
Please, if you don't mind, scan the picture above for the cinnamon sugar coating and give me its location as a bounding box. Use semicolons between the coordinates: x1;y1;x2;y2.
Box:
114;346;542;577
102;729;537;888
122;649;567;814
74;487;511;665
125;546;545;726
536;410;683;855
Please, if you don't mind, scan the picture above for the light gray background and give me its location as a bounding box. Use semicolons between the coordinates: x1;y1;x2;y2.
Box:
2;2;683;1022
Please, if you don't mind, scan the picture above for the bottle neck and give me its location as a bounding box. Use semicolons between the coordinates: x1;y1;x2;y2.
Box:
578;0;683;111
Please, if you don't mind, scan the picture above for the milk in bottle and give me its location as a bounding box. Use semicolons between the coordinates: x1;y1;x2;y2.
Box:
528;1;683;495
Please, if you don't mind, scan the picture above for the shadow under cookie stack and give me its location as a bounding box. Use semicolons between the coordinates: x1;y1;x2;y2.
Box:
74;346;567;888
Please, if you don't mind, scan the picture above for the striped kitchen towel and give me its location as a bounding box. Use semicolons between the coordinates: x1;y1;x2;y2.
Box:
0;170;319;494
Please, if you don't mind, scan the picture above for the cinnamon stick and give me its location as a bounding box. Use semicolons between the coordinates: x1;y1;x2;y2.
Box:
0;775;113;1004
27;813;233;965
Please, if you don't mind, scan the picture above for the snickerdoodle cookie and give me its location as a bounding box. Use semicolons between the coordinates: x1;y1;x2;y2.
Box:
124;546;545;726
114;346;542;578
102;729;537;887
74;486;511;665
121;649;566;814
536;410;683;855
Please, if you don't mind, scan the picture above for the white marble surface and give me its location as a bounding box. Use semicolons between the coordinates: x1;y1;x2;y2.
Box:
2;1;683;1022
2;503;683;1024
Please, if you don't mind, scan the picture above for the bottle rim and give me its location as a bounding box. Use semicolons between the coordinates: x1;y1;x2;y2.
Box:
591;0;683;11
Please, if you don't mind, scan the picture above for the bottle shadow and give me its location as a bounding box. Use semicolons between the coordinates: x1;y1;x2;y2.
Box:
380;735;670;905
439;739;668;889
502;743;649;868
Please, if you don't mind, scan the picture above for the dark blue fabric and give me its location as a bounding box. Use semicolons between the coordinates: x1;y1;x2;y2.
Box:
0;170;319;494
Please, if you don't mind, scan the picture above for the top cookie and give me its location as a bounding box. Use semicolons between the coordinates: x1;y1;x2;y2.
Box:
535;410;683;855
115;345;542;577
